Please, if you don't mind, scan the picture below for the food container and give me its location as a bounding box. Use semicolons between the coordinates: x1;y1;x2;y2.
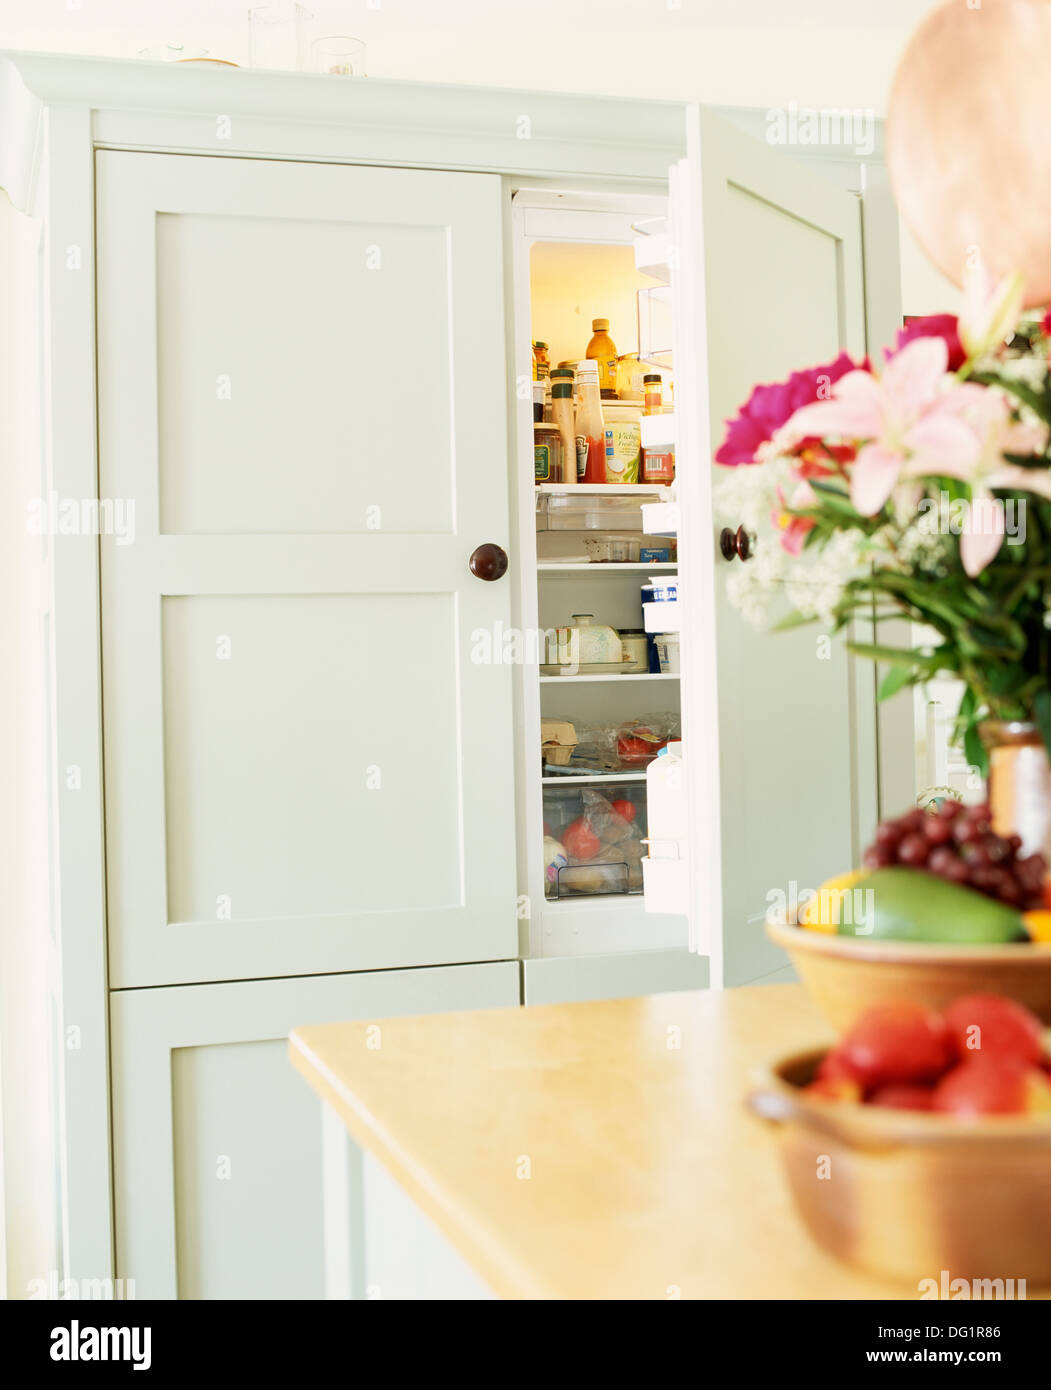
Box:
534;423;563;483
543;494;645;532
765;916;1051;1029
545;615;622;669
540;717;578;767
602;422;641;484
542;783;647;898
638;542;674;563
618;629;649;674
582;534;640;563
749;1045;1051;1285
655;633;680;674
642;578;681;633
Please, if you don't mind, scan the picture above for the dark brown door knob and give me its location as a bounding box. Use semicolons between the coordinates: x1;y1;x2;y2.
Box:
469;543;509;581
719;525;751;562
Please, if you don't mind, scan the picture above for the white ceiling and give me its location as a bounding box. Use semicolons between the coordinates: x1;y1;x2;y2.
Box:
0;0;944;111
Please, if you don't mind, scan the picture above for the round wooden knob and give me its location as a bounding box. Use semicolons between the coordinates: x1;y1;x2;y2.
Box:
469;543;509;582
719;526;751;562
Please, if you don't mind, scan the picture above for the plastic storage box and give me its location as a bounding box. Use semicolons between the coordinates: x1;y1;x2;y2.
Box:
542;782;648;898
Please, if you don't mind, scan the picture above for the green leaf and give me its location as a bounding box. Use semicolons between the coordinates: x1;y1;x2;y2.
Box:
963;721;987;776
847;642;944;668
877;664;913;701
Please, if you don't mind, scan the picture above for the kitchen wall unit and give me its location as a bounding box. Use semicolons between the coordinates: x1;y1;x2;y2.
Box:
0;51;899;1298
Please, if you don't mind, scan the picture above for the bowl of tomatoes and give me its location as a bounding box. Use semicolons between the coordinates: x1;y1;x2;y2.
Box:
748;995;1051;1285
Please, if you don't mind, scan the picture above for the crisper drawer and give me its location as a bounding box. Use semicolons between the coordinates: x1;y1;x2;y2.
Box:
543;782;647;898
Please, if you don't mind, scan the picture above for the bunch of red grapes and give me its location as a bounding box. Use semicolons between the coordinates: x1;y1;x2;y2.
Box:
863;801;1047;909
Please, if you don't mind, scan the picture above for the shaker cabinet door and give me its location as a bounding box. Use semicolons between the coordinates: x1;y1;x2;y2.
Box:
670;109;879;987
96;152;517;987
110;962;519;1298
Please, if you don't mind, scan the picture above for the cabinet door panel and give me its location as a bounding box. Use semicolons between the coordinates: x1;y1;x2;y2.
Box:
671;110;878;987
110;962;519;1299
97;152;517;987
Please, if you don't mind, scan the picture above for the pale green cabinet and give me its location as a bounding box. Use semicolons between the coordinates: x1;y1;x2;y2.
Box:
110;963;518;1299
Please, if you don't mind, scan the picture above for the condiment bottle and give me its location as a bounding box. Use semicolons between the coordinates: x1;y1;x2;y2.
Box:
643;373;663;415
575;360;606;484
586;318;618;399
550;371;577;487
533;341;550;380
534;423;563;484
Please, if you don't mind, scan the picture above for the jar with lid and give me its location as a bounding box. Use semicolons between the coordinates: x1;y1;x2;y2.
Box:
643;373;664;415
618;628;649;674
534;422;563;484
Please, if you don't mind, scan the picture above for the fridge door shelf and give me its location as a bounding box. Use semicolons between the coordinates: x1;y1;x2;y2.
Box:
641;852;689;915
640;500;678;536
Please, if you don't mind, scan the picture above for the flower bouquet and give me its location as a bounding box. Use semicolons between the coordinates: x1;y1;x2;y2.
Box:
715;268;1051;773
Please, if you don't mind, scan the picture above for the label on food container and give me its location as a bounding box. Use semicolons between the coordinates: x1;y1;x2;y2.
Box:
603;424;640;484
534;444;552;481
575;434;588;481
639;545;671;563
641;447;675;483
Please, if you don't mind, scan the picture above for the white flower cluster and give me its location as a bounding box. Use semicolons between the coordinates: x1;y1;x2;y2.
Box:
894;497;954;576
716;465;871;628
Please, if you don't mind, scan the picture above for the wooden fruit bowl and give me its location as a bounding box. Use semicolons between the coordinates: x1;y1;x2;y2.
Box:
766;915;1051;1031
749;1046;1051;1287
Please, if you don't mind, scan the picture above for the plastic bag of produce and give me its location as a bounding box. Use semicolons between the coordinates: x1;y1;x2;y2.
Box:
615;713;680;768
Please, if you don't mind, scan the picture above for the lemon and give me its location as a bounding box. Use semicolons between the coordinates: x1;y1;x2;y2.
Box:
799;870;866;933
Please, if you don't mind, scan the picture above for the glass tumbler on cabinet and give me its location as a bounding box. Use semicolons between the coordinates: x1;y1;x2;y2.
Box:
248;3;314;70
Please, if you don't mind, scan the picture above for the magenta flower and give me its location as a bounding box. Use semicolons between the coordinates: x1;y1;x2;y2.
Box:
775;337;980;516
887;314;965;372
714;351;861;466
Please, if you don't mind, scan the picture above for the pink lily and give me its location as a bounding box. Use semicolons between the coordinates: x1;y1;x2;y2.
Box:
775;337;980;515
933;390;1050;576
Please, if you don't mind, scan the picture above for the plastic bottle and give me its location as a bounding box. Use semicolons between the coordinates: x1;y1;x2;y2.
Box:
550;371;577;486
586;318;618;399
575;361;606;484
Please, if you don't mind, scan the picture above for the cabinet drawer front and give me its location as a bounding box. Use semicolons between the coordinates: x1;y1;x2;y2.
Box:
110;961;519;1299
96;152;517;987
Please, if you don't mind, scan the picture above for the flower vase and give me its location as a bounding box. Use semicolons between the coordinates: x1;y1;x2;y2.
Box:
983;721;1051;859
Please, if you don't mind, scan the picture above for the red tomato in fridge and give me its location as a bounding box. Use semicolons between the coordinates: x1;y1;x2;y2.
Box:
610;799;637;824
838;1002;954;1088
562;817;601;861
617;736;654;763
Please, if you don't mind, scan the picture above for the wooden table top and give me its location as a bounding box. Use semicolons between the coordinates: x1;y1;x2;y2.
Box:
289;983;917;1300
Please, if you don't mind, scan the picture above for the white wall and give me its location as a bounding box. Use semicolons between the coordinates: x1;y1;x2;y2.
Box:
0;0;955;315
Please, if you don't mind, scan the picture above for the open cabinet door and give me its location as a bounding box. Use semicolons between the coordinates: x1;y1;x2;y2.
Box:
672;106;878;989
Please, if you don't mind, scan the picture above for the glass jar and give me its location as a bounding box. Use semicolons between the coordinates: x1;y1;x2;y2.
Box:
982;720;1051;858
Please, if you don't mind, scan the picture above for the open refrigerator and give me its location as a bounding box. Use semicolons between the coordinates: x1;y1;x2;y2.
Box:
511;188;695;969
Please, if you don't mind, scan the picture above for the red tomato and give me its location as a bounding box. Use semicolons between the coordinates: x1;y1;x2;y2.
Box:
803;1076;862;1103
931;1056;1050;1116
562;817;601;861
867;1083;935;1111
610;799;637;824
815;1049;865;1085
617;736;654;763
839;1002;954;1088
942;994;1044;1066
